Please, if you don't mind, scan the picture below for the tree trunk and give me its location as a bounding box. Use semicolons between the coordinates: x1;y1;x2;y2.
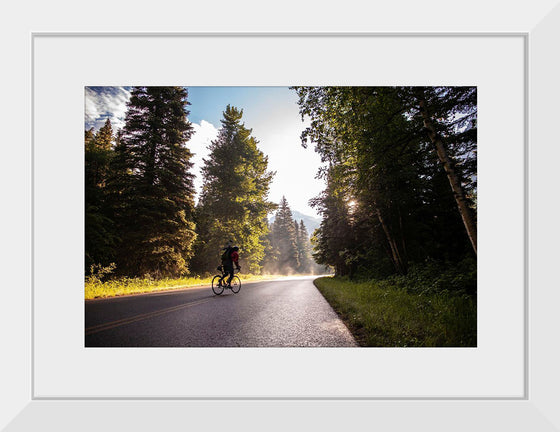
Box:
398;207;408;264
415;89;478;255
376;207;407;274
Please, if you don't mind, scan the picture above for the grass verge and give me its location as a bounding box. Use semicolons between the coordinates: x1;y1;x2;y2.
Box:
314;276;476;347
85;273;282;300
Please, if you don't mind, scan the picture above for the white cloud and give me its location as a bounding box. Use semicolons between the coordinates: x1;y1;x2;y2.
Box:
84;91;101;123
84;87;131;132
188;120;219;200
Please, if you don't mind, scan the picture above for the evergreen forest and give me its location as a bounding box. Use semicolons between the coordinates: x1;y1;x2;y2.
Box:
85;87;317;280
85;86;477;297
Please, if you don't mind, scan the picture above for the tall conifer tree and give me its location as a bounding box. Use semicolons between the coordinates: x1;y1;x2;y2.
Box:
296;220;313;273
85;119;117;271
309;170;355;276
270;196;300;273
111;86;197;277
193;105;275;274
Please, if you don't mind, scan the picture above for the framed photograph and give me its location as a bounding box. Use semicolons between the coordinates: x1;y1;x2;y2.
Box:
3;1;559;430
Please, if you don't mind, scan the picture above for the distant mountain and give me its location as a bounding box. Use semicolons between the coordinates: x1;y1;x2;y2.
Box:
269;210;321;237
292;210;321;235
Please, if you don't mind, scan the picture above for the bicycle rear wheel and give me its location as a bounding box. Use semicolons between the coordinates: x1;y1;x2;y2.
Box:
212;275;224;295
231;276;241;293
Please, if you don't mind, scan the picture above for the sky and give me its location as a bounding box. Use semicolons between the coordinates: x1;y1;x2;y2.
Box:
85;86;324;219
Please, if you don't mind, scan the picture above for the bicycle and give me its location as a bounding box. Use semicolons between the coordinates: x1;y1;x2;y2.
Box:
212;266;241;295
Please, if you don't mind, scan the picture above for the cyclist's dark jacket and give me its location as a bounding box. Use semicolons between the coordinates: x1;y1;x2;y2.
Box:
222;248;239;270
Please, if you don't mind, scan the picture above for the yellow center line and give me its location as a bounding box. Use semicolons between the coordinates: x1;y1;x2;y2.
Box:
85;298;211;336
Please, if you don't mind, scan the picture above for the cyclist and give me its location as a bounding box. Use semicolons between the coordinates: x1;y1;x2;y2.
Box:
221;245;241;288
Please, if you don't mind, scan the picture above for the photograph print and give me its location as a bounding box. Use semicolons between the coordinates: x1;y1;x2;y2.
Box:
84;86;477;348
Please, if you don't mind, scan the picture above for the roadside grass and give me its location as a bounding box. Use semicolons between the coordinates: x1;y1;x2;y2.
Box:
314;276;476;347
85;273;282;300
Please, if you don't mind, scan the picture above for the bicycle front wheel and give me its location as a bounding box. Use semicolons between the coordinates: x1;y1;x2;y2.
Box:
212;275;224;295
231;276;241;293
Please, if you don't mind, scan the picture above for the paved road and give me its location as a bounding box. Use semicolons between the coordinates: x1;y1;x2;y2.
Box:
85;276;357;347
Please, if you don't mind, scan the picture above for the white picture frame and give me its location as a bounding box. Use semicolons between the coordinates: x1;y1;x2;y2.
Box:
3;1;559;430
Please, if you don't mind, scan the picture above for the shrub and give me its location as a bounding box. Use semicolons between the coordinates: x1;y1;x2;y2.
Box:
383;257;477;295
86;262;117;284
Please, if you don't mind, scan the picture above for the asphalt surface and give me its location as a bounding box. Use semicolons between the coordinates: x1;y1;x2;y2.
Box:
85;276;357;347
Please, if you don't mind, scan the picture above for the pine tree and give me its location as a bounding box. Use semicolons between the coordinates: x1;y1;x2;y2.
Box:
193;105;276;274
110;86;197;277
294;220;301;268
309;170;355;276
270;196;299;273
296;220;313;274
85;119;117;271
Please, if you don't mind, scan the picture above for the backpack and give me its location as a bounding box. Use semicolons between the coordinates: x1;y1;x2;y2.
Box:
221;246;232;263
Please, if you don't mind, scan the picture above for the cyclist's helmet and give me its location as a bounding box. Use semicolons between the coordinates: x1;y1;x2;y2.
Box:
232;246;239;251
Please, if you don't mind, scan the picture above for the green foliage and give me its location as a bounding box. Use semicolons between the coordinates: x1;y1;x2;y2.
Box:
265;198;319;275
107;87;197;277
83;85;477;291
268;196;299;273
309;169;356;276
295;220;313;273
315;274;476;347
85;209;118;271
193;105;276;274
86;262;117;284
85;273;210;299
292;86;477;278
85;272;282;299
381;257;477;296
85;119;119;271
